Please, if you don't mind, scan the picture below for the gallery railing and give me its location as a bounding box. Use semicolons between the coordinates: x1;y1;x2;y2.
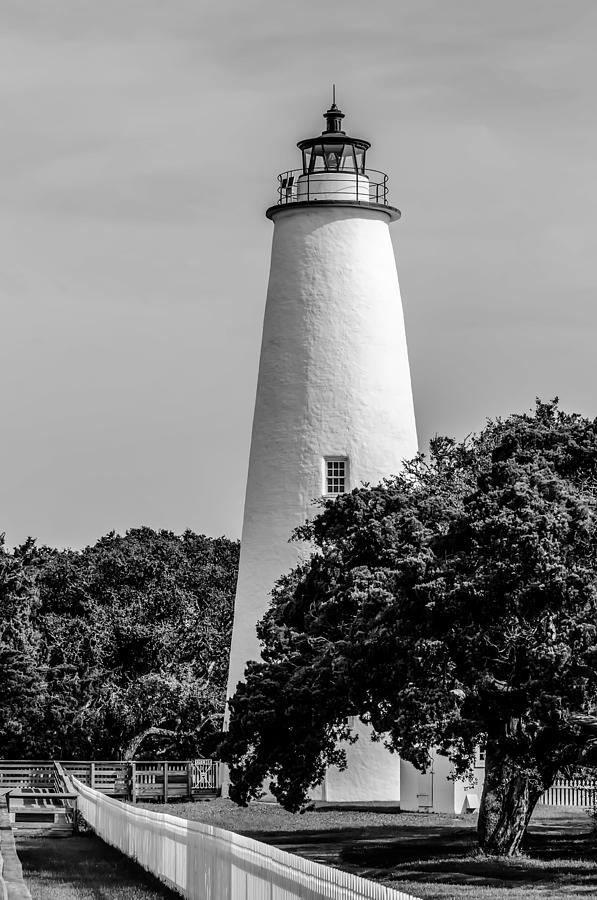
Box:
275;168;390;206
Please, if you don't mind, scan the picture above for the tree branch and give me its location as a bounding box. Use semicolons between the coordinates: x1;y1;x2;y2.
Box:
123;726;179;760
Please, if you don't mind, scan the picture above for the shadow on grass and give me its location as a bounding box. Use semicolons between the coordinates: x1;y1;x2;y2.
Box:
18;834;180;900
251;823;476;868
362;825;597;895
252;817;597;895
144;800;597;898
524;823;597;862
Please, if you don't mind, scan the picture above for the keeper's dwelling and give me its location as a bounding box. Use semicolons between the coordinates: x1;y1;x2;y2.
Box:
401;750;487;814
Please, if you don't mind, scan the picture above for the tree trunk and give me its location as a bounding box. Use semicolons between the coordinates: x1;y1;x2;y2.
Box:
122;727;178;760
477;746;545;856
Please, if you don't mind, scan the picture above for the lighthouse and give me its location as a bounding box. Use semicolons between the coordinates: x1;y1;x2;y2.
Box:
226;98;418;801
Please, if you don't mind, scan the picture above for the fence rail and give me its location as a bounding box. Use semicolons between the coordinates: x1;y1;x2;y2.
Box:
0;759;220;803
0;762;55;789
539;778;597;807
73;778;420;900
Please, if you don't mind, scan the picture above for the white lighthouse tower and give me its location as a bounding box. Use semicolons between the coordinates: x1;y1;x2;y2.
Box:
226;98;418;801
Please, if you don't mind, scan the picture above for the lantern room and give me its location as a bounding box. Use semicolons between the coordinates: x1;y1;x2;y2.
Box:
269;97;398;216
298;103;370;176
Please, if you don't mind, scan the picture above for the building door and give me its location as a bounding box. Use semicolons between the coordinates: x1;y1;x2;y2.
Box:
417;769;433;810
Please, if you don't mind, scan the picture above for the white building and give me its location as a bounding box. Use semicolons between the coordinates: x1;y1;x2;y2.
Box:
400;751;486;815
226;98;418;801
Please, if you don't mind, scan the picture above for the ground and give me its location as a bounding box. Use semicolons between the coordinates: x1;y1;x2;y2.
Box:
17;835;180;900
12;797;597;899
133;799;597;900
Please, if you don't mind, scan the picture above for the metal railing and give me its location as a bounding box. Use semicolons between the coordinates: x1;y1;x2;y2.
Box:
276;168;390;206
189;758;219;791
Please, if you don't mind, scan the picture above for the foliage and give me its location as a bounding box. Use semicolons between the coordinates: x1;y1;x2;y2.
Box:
219;400;597;854
0;536;45;754
0;527;238;759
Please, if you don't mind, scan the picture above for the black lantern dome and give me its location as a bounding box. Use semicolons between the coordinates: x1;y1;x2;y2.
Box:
297;101;371;176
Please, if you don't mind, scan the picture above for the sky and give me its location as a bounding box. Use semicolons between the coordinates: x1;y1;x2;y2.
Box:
1;0;597;549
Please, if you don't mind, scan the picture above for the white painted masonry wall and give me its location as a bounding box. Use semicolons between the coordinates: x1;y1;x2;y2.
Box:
321;718;401;802
227;202;418;801
400;752;486;814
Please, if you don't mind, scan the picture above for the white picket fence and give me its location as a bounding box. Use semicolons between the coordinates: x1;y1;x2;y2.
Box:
72;779;420;900
539;778;597;807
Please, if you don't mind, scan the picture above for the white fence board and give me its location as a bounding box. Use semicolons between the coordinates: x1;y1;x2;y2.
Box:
72;779;420;900
539;778;597;807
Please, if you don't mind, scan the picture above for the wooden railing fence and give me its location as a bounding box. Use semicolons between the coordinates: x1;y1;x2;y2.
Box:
6;762;597;812
3;762;78;836
0;761;55;790
0;759;219;803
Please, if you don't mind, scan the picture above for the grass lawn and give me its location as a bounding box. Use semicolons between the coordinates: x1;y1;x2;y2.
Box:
140;799;597;900
17;834;180;900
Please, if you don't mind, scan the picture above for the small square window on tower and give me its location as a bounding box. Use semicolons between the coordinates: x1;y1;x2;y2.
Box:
324;457;348;495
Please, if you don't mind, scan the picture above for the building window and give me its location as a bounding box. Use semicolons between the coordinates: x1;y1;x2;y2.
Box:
324;457;348;495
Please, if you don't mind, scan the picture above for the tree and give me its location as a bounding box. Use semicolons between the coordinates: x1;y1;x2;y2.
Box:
219;401;597;855
28;527;239;759
0;537;45;755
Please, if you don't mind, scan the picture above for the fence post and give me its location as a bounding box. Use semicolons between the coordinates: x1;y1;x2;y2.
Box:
90;762;95;789
187;762;193;800
131;762;137;804
164;762;169;804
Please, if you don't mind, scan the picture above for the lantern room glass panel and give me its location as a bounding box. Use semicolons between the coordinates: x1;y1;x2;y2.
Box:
302;143;367;175
353;147;366;174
